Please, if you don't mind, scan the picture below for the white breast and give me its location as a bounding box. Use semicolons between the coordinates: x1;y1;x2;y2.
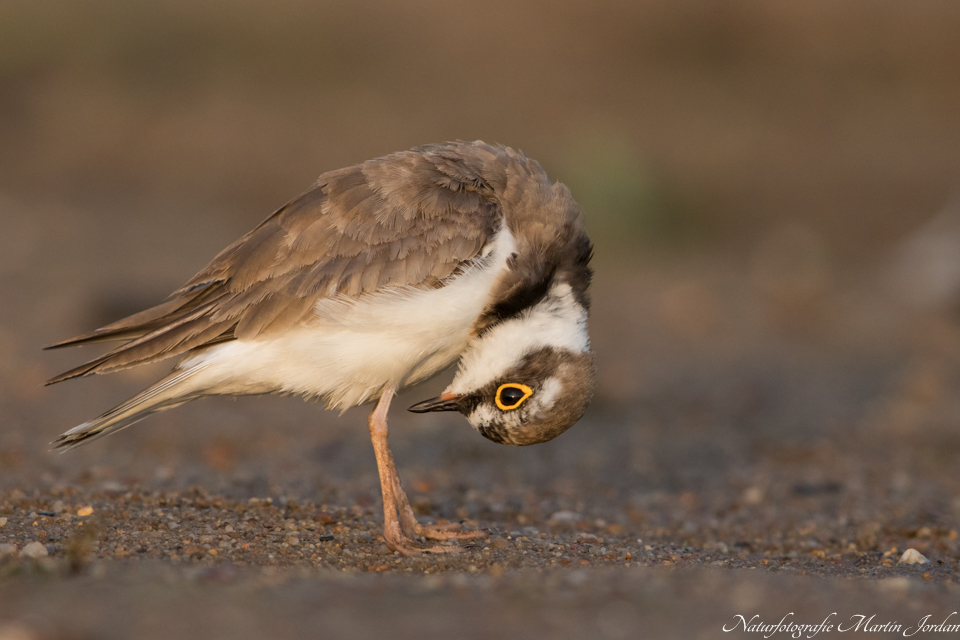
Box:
177;227;517;409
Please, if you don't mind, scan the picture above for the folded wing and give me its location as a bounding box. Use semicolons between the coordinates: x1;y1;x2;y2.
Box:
46;142;506;384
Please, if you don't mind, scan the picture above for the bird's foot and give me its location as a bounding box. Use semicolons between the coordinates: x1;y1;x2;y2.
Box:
412;519;487;542
383;529;463;556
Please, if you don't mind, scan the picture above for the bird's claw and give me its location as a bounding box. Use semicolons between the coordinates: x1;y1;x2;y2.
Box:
415;522;488;542
385;535;463;556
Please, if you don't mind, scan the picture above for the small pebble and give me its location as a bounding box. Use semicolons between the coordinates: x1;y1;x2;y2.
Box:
899;548;929;564
0;543;16;556
878;577;912;592
20;541;48;559
77;506;94;517
0;517;6;527
548;511;581;523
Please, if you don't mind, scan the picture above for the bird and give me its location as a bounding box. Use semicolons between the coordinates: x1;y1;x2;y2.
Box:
45;140;596;555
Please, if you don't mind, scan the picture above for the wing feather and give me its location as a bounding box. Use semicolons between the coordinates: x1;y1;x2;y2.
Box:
47;141;508;383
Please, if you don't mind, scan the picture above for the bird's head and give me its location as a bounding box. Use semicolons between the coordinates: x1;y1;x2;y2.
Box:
409;282;594;445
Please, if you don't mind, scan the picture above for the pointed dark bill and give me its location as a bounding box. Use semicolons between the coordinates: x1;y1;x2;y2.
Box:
408;392;462;413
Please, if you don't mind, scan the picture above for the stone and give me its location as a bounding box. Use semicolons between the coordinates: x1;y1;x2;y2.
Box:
548;511;581;523
899;548;929;564
20;541;48;558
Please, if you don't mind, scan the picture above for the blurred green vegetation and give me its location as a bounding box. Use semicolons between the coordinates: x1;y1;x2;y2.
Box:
556;131;709;255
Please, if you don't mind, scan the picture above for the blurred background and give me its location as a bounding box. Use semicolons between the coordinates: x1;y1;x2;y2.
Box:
3;0;960;554
7;2;960;637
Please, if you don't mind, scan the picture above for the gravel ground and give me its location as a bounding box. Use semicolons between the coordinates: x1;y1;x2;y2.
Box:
4;3;960;634
5;247;960;638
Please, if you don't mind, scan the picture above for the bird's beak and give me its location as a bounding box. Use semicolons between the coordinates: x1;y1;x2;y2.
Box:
408;391;462;413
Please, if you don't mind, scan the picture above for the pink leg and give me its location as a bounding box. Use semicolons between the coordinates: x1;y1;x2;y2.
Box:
388;458;486;542
367;389;459;555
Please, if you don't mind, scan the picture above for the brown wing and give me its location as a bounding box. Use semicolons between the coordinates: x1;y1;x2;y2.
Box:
46;142;506;384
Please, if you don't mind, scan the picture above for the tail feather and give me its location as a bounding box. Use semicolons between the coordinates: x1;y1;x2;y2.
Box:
53;368;206;451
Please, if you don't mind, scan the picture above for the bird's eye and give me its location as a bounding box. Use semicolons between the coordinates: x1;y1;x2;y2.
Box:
495;383;533;411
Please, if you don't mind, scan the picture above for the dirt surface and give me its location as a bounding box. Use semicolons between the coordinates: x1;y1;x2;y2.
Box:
5;262;960;638
5;1;960;638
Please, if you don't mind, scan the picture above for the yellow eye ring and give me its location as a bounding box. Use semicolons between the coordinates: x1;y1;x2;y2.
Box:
495;383;533;411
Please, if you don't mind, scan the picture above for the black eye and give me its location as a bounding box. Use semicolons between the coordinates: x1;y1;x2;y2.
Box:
500;388;525;406
495;383;533;411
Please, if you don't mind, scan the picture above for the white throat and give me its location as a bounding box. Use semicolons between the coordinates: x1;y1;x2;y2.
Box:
446;282;589;395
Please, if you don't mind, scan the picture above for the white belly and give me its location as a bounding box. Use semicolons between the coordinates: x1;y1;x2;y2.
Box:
177;228;515;409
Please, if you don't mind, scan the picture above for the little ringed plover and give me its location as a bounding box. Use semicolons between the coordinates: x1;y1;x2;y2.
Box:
46;140;595;555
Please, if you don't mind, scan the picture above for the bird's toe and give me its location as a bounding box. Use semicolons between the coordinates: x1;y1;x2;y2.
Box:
418;524;488;542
